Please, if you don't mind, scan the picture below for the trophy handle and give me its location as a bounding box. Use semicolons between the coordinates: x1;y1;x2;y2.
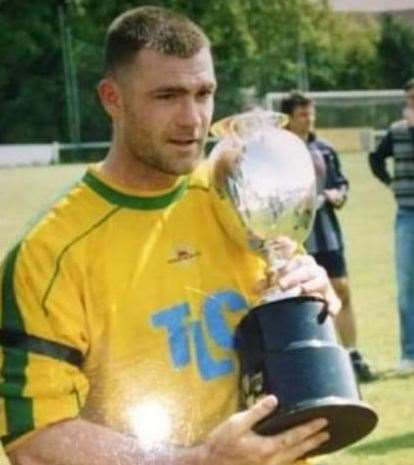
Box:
317;303;330;324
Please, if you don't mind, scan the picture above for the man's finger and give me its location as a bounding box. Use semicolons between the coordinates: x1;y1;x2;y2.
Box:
279;254;315;275
300;276;327;295
279;266;319;291
236;396;278;433
270;431;330;465
265;418;328;454
324;286;342;316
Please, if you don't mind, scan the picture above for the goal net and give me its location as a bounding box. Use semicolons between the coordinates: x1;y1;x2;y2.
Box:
264;89;405;130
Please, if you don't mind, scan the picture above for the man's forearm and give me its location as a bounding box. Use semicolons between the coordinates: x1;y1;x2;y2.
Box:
8;418;206;465
369;131;393;185
369;151;392;185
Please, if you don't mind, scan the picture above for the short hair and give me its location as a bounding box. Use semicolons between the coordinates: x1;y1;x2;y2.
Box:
404;78;414;92
280;92;314;116
104;6;210;75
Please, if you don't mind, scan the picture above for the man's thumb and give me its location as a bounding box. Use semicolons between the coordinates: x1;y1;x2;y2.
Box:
238;395;278;433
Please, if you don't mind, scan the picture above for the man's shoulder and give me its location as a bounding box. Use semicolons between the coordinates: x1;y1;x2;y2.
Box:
187;160;211;193
18;173;113;256
310;136;336;156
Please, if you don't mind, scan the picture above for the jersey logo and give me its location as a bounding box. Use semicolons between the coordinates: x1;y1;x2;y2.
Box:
167;244;201;265
152;290;248;381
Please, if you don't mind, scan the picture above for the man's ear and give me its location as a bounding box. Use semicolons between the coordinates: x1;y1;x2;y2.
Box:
97;77;123;119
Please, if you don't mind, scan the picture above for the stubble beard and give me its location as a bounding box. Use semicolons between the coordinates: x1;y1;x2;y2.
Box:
126;129;207;176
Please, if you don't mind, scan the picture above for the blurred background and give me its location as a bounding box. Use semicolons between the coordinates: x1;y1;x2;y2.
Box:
0;1;414;464
1;0;414;160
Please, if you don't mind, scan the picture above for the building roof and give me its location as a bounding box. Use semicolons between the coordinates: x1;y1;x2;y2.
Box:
330;0;414;12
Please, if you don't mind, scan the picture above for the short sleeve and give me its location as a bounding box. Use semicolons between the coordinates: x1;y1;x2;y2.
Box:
0;238;90;451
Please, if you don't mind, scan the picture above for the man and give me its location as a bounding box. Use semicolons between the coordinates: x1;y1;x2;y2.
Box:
369;78;414;374
1;8;339;465
281;92;376;382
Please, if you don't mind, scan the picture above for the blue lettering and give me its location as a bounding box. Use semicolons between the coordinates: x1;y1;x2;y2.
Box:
192;321;234;380
204;290;248;349
151;291;248;380
152;303;190;368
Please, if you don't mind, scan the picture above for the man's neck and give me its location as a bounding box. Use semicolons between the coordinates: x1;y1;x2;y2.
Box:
99;144;178;192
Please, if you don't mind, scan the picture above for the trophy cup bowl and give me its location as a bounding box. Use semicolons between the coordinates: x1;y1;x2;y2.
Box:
209;110;378;457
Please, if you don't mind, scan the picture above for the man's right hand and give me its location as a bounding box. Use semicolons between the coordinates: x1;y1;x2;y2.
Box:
403;107;414;127
201;395;329;465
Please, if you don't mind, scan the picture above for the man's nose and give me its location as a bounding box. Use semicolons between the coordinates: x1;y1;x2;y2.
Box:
177;98;202;129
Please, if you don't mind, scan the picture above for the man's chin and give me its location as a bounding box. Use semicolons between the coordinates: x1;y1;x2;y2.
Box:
152;156;201;177
169;157;203;175
163;148;205;175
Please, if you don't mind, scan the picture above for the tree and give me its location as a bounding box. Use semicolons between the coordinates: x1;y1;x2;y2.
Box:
0;2;65;143
376;14;414;88
0;0;407;145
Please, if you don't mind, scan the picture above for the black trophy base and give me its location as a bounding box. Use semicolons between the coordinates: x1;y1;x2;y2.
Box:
235;296;379;457
254;397;378;457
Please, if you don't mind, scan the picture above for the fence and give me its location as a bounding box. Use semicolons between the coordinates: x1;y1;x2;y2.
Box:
0;144;60;168
0;129;389;169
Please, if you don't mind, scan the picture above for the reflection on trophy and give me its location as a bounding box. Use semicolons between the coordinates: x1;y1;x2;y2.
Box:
209;110;378;457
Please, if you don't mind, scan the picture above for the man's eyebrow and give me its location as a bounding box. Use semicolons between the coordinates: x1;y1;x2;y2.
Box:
150;83;217;94
150;86;189;94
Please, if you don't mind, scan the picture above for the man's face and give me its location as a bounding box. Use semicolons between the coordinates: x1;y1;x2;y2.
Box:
406;87;414;111
289;104;316;135
113;47;216;176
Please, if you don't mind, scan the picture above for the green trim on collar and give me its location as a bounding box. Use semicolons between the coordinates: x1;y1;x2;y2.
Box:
82;171;188;210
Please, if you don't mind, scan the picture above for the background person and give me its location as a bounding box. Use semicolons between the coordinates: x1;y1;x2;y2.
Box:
281;92;377;382
369;78;414;374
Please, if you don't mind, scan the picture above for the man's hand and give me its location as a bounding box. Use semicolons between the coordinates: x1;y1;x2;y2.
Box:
277;254;341;315
202;395;329;465
403;107;414;127
323;188;346;208
7;399;328;465
256;239;341;316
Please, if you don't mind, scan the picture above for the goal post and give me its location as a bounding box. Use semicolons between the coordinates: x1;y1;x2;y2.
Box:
264;89;404;152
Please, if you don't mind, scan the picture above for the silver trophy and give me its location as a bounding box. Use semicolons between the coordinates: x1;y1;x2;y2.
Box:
209;110;378;457
209;110;316;299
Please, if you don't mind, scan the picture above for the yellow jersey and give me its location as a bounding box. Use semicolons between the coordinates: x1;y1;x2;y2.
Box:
0;163;270;450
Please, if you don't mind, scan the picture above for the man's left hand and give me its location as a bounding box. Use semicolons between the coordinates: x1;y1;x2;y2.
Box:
257;253;341;316
324;188;346;208
278;254;341;315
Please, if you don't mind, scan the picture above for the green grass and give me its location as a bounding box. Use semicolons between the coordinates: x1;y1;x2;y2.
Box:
0;156;413;464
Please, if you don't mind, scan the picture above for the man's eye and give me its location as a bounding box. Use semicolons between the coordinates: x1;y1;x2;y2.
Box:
156;94;176;100
198;91;213;100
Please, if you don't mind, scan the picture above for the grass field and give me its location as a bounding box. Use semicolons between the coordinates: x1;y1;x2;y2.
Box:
0;155;413;464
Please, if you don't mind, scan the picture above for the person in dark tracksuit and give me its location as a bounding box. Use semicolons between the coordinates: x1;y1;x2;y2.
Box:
281;92;377;382
369;78;414;374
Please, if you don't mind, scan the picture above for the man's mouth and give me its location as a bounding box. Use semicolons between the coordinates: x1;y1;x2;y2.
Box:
168;138;200;148
170;139;200;146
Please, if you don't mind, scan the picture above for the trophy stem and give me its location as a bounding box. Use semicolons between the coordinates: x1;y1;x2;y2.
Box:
260;240;302;303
